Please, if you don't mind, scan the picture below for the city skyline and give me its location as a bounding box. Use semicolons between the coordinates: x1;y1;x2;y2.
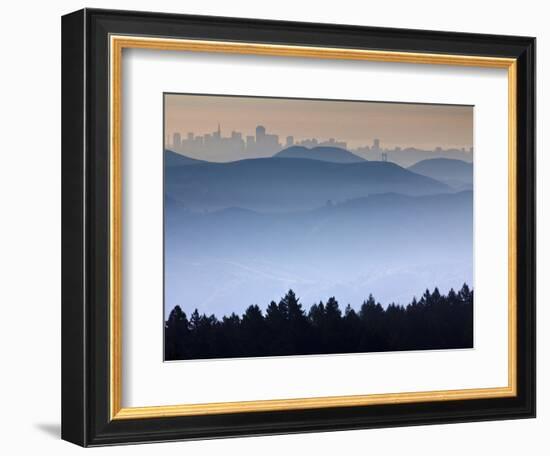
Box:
166;122;474;166
165;93;473;163
167;123;351;159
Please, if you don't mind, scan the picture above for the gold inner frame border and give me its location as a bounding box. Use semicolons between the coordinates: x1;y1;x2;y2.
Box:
109;35;517;420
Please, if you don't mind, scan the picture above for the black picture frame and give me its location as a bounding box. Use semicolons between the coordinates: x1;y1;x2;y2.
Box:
62;8;536;447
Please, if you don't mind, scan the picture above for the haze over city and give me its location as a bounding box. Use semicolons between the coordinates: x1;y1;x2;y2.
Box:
165;93;473;164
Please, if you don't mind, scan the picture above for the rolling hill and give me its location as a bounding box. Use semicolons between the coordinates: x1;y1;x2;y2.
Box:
165;155;451;212
408;158;473;189
274;145;365;163
362;148;473;168
165;149;207;167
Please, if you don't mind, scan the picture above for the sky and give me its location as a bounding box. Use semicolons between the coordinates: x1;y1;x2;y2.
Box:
164;93;473;160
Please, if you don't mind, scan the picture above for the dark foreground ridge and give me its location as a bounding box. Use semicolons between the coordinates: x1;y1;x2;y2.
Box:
165;285;473;361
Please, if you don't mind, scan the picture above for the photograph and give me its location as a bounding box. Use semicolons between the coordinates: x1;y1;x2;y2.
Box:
163;94;475;361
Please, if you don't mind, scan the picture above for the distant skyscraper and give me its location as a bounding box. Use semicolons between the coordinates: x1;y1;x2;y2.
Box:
213;123;221;139
173;132;181;149
256;125;266;141
373;138;380;151
264;133;280;151
286;135;294;147
246;135;255;151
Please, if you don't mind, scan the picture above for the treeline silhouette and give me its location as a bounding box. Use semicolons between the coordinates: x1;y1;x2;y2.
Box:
165;285;473;360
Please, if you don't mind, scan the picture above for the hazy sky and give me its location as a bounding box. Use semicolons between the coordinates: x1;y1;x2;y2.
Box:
165;93;473;157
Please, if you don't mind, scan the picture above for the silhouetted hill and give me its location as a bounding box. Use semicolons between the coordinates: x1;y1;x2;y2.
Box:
165;149;207;167
165;157;451;212
274;145;365;163
362;148;473;168
408;158;473;189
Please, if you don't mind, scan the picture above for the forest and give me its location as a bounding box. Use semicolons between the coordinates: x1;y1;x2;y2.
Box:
164;285;473;361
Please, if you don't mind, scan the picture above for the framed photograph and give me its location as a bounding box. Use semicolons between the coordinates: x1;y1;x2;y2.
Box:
61;8;535;446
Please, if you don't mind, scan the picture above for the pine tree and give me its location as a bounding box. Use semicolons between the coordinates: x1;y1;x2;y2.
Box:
164;305;189;360
241;305;267;356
